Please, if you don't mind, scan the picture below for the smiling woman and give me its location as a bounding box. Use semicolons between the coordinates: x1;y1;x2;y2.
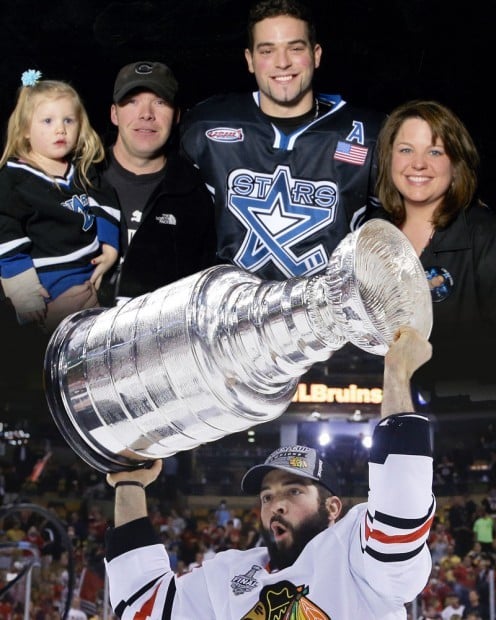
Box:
366;99;496;403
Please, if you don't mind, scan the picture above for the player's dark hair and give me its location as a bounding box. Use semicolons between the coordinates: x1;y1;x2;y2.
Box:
317;483;333;503
376;99;480;229
247;0;317;51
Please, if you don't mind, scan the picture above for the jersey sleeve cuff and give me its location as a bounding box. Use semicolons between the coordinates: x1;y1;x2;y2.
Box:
370;413;432;464
105;517;161;561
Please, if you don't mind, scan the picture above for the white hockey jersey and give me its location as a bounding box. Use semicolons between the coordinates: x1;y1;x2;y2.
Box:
105;413;435;619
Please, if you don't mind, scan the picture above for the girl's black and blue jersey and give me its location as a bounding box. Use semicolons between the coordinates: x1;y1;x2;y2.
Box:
0;158;120;300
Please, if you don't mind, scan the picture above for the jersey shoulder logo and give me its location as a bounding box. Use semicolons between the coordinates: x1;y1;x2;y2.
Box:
333;121;369;166
61;194;94;231
206;127;244;143
240;580;330;620
228;165;337;277
231;564;262;595
333;141;368;166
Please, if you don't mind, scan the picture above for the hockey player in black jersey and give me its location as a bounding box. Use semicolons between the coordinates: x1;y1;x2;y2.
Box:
180;0;386;281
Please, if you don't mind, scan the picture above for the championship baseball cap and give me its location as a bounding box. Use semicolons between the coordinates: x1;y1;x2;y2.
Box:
113;61;178;104
241;445;340;495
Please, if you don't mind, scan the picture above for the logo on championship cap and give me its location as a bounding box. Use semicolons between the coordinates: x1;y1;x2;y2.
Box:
288;455;308;469
241;445;340;495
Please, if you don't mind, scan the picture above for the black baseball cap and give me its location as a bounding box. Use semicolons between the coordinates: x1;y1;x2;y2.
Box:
113;61;178;104
241;445;340;495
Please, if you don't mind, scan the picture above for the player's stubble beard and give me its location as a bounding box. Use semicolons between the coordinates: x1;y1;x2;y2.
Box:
260;499;329;570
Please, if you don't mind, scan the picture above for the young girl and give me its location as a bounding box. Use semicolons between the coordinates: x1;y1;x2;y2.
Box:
0;69;120;332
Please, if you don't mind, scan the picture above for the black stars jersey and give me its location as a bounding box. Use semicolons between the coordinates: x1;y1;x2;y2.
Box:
0;159;119;300
180;92;386;280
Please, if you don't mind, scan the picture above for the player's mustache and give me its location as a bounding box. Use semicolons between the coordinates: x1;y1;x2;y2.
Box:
270;515;291;530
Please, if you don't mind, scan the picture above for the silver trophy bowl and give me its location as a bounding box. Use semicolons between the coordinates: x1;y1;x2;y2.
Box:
43;220;432;472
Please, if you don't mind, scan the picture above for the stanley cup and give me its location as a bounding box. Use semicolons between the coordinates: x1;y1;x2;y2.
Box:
43;220;432;472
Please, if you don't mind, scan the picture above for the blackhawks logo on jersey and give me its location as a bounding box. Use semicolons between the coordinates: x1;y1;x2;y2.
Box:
241;580;330;620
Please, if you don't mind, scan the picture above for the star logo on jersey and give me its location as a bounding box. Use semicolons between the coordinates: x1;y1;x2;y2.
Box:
228;165;337;277
61;194;94;232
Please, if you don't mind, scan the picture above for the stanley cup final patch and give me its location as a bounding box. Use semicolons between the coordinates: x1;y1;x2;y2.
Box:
231;565;263;595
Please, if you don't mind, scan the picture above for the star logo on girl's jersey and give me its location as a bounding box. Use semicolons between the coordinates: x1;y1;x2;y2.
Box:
61;194;95;231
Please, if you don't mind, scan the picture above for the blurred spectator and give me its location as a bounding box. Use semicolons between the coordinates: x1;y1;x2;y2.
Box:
40;506;66;562
429;522;455;566
440;593;465;619
23;524;44;551
4;517;25;542
86;506;107;544
187;550;204;571
435;455;458;493
181;507;197;533
439;543;462;574
67;511;88;544
482;483;496;517
214;499;230;527
179;524;200;566
449;496;475;558
466;541;484;566
224;519;242;550
169;508;187;536
474;553;494;613
451;554;476;603
418;603;442;619
421;565;453;610
472;505;494;553
175;560;189;577
67;595;88;620
240;509;260;550
210;525;228;553
462;588;488;619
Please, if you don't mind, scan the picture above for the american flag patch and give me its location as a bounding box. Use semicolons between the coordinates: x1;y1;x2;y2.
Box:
333;141;368;165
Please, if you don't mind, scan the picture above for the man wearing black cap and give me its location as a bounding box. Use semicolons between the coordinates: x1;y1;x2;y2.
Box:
99;61;217;305
104;326;435;619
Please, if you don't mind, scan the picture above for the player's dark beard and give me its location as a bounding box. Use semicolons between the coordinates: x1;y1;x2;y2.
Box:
260;501;329;571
